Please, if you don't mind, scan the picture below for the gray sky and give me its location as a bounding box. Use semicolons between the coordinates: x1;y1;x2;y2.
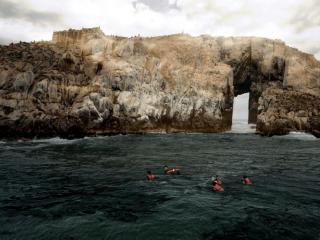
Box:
0;0;319;59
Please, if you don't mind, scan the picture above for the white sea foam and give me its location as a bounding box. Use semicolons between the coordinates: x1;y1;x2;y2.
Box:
31;137;80;145
230;120;256;134
277;131;318;141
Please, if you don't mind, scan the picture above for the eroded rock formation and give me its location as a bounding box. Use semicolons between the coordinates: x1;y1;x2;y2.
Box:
0;27;319;138
257;85;320;137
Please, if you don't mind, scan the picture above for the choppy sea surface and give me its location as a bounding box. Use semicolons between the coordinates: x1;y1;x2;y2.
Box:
0;124;319;240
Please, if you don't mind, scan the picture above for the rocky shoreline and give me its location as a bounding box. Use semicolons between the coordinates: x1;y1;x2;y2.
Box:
0;28;319;139
256;86;320;137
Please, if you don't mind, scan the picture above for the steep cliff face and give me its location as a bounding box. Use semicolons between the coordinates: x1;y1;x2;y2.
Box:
0;28;319;138
257;86;320;137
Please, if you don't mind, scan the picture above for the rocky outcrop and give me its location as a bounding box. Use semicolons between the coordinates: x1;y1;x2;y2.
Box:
256;85;320;137
52;27;105;47
0;28;319;138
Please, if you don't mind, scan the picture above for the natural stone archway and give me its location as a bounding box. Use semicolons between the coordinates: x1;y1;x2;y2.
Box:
213;39;288;128
226;46;287;125
0;28;319;139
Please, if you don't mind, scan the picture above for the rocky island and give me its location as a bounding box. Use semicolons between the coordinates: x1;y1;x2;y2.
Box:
0;27;319;138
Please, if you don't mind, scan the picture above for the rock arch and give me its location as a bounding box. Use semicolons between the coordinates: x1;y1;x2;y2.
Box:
0;29;319;138
214;37;320;135
225;42;286;124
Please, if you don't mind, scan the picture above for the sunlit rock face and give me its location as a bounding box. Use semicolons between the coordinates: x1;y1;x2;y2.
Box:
0;27;319;138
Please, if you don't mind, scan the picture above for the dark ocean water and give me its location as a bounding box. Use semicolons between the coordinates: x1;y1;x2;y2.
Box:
0;131;319;240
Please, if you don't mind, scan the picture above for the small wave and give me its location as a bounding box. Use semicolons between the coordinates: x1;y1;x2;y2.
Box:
3;143;50;150
276;131;318;141
83;135;113;140
31;137;80;145
0;141;6;144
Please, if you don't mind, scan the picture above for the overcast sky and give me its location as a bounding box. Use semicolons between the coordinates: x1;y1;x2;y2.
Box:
0;0;319;59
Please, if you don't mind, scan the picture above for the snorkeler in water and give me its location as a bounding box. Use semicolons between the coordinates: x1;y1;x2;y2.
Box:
212;181;224;192
212;175;222;185
242;175;252;185
146;170;156;181
163;165;180;175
